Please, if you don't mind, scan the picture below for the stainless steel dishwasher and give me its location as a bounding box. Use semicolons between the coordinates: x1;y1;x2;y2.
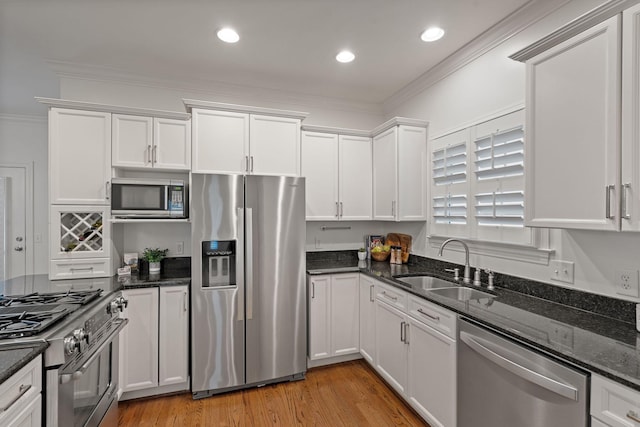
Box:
458;318;588;427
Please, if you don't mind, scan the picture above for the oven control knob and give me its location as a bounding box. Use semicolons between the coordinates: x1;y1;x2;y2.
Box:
109;296;129;313
64;336;80;356
73;328;88;343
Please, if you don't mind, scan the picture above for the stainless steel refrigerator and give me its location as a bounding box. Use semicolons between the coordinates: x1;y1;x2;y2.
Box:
190;173;306;398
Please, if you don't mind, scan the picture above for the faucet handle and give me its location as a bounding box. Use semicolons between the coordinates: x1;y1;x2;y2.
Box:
445;268;460;281
485;269;495;290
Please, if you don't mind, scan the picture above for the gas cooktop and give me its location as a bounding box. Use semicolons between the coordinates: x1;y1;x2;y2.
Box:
0;289;102;339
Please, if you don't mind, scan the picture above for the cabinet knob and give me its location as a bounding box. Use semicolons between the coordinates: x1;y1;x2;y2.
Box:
14;246;24;252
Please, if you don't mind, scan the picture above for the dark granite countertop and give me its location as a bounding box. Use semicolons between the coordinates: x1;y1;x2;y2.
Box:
117;274;191;289
307;252;640;392
0;341;48;385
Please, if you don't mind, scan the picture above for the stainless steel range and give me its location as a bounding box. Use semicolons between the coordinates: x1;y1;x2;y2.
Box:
0;275;128;427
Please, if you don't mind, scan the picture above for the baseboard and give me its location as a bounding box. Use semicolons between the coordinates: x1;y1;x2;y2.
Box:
307;352;363;369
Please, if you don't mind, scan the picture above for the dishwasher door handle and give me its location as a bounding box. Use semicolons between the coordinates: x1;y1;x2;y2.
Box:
460;331;579;401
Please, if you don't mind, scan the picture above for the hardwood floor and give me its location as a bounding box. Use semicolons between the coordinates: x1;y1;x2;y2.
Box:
118;360;429;426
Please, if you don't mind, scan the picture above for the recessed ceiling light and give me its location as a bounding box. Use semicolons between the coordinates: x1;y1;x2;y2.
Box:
217;27;240;43
336;50;355;63
421;27;445;42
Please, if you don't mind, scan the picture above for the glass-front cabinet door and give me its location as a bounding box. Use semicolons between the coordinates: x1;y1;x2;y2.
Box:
50;205;111;259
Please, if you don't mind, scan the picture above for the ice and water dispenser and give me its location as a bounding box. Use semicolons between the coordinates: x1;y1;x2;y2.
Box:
201;240;236;288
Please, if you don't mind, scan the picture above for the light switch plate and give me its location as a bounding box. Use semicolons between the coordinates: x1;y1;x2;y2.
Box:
550;260;574;284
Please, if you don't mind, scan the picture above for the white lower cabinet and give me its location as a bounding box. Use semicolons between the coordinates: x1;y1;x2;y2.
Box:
591;373;640;427
119;285;189;398
358;274;376;364
0;356;42;427
373;279;457;427
308;274;360;361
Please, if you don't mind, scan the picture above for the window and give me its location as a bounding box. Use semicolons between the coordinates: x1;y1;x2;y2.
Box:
429;108;548;258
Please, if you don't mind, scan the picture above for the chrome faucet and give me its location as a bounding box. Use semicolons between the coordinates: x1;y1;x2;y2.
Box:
438;238;471;284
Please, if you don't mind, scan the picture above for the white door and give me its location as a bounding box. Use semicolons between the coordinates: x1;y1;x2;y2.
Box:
339;135;373;220
0;166;28;280
358;275;376;364
191;109;249;174
330;274;360;356
308;276;331;360
249;114;301;176
159;286;189;386
375;300;407;395
373;127;398;220
301;131;339;220
397;126;427;221
112;114;153;168
153;117;191;170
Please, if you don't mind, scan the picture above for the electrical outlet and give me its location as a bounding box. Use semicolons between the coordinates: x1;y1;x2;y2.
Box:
616;269;639;297
550;260;574;284
176;241;184;255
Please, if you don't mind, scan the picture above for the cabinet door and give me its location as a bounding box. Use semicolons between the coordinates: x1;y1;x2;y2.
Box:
525;16;621;230
6;394;41;427
49;205;110;260
120;288;159;393
191;109;248;174
339;135;372;220
373;127;398;220
330;274;359;356
159;286;189;387
398;126;427;220
374;300;407;395
249;114;301;176
407;317;456;427
308;276;331;360
301;132;339;220
112;114;153;169
153;118;191;170
622;4;640;231
49;108;111;205
359;275;376;364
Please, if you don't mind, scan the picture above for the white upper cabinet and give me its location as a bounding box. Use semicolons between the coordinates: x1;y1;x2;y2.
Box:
301;129;372;220
49;108;112;205
301;131;339;220
186;100;307;176
191;109;249;174
112;114;191;170
250;114;300;176
515;14;622;230
372;120;428;221
622;3;640;231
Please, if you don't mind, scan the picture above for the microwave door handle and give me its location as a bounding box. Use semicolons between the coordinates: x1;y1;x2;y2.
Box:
164;186;169;210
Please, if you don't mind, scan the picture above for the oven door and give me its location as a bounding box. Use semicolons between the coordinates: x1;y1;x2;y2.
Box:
56;318;128;427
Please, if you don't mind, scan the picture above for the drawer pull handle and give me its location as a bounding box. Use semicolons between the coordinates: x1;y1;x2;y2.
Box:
417;308;440;321
381;291;397;301
627;411;640;423
1;384;31;412
70;267;94;272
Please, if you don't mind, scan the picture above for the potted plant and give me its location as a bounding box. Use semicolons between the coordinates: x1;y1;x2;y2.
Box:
142;247;168;274
358;247;367;261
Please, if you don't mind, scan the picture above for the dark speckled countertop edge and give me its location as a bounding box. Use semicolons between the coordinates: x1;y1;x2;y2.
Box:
307;252;640;392
0;341;48;385
117;275;191;289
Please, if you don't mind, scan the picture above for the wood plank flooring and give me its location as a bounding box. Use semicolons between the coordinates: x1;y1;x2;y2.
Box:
118;360;429;426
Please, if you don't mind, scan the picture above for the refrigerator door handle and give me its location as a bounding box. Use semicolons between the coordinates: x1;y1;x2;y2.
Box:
246;207;254;320
237;208;245;321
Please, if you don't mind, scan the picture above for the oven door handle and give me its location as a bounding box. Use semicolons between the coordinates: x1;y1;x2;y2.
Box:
60;318;128;384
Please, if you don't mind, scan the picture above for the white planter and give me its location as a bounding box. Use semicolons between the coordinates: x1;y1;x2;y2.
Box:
358;252;367;261
149;261;161;274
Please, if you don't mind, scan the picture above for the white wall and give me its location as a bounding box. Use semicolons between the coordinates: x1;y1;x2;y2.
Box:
0;115;49;275
385;0;640;300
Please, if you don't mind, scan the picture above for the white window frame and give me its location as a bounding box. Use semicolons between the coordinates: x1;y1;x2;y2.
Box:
428;107;553;265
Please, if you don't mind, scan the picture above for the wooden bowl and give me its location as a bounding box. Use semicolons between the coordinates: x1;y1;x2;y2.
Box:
371;250;390;262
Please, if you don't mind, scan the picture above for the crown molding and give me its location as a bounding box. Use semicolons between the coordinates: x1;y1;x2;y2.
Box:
301;124;370;137
382;0;571;113
47;60;383;117
35;97;190;119
510;0;639;61
183;99;308;120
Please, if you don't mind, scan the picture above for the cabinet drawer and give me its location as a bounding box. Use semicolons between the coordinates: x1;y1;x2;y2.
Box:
0;356;42;425
50;258;110;279
591;374;640;427
376;281;408;312
408;295;456;339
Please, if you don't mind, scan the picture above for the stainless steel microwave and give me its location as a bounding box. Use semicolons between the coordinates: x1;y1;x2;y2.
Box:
111;178;187;218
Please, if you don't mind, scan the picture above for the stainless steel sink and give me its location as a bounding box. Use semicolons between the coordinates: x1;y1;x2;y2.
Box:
427;286;495;301
394;275;459;290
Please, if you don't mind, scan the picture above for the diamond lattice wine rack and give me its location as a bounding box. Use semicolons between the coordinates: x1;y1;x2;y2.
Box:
59;211;104;253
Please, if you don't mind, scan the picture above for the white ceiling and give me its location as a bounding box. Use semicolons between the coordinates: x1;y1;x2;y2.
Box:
0;0;534;116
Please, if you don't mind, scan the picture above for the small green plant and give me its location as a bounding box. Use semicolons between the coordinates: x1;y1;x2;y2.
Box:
142;247;168;262
358;247;366;252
